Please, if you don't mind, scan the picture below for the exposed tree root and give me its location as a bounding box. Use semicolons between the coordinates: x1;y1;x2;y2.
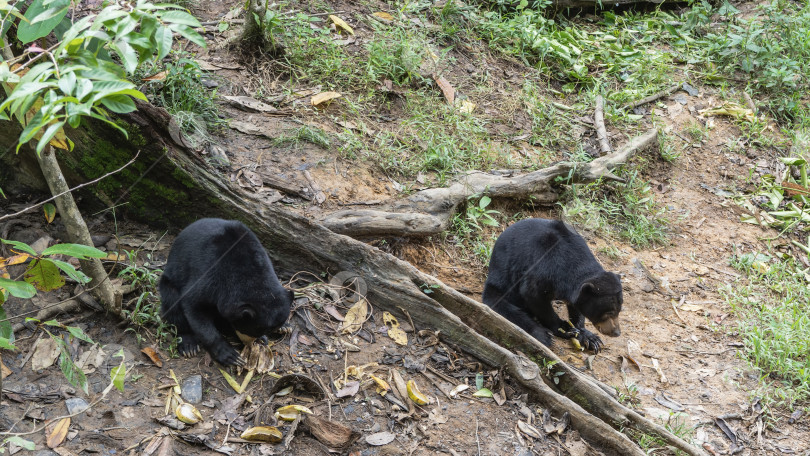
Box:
321;128;659;237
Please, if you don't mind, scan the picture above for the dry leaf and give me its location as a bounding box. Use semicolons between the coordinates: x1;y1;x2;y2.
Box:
698;103;756;123
329;15;354;35
141;347;163;368
303;414;360;450
142;71;167;81
311;91;342;107
365;431;396;446
340;299;368;334
324;304;345;321
31;337;61;371
46;417;70;448
449;384;469;398
224;95;278;113
383;312;408;346
335;381;360;398
428;408;448;425
679;303;704;312
0;359;10;379
433;75;455;105
372;12;394;21
517;420;542;439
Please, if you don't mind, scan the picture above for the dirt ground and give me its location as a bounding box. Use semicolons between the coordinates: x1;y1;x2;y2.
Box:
2;0;810;454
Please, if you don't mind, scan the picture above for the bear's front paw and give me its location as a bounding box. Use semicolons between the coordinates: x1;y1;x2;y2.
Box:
577;329;603;353
177;334;200;357
212;344;246;367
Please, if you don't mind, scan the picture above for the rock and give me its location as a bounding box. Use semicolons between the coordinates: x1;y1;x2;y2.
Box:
181;375;203;404
65;397;90;415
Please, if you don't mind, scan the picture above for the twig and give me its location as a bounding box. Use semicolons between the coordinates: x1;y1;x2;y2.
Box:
671;296;686;324
594;95;611;156
421;371;452;400
743;92;757;114
0;150;141;222
475;417;481;456
397;306;416;333
623;84;681;110
302;170;326;204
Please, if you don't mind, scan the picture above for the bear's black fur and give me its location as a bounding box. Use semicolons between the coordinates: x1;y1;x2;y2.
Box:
159;218;293;366
482;218;623;353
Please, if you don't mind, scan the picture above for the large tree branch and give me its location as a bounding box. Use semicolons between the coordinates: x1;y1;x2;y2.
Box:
322;128;659;237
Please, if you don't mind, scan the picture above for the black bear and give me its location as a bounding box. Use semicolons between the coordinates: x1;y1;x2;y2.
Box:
159;218;293;366
482;218;623;353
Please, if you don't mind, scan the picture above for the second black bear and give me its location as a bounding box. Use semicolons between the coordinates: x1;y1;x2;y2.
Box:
159;218;293;366
482;218;623;353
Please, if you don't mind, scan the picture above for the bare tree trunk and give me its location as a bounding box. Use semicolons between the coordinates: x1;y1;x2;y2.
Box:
35;146;121;316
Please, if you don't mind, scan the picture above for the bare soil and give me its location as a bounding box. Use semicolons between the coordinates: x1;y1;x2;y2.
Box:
1;0;809;455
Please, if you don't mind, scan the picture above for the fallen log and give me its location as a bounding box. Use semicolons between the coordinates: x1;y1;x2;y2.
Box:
321;128;659;237
0;105;704;455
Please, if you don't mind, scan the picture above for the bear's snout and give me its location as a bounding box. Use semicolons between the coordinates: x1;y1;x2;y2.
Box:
595;318;621;337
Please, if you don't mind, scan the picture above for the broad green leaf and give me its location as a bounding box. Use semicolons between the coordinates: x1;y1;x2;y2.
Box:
35;120;68;154
0;305;14;347
4;437;35;450
0;337;17;350
111;41;138;74
99;94;136;113
57;71;77;96
780;157;806;166
66;325;94;344
17;0;70;43
159;10;202;27
50;259;91;284
24;259;65;292
167;23;206;48
154;25;172;60
76;79;93;101
59;347;89;394
110;357;126;392
1;239;38;255
479;196;491;209
0;277;37;298
42;243;106;259
43;203;56;223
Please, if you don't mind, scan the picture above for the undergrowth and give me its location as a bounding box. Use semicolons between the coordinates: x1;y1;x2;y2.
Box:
561;169;669;248
720;251;810;408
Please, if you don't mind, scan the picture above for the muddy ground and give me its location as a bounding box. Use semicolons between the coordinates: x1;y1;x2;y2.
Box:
2;0;810;454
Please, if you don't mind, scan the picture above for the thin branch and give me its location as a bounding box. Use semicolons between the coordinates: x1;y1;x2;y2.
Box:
594;95;611;156
623;83;681;110
0;150;140;223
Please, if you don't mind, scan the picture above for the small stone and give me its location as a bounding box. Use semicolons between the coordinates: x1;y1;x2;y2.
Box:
181;375;202;404
65;397;90;415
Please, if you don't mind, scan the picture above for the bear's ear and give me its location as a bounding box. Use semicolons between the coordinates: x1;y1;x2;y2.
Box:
240;307;255;320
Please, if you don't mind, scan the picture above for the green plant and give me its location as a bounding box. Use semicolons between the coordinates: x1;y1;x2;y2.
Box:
139;57;223;138
720;250;810;407
118;250;176;353
273;125;331;148
0;239;107;394
561;171;668;248
0;0;204;155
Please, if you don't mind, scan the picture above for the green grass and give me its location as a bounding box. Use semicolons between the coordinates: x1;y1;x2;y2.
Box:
561;169;669;248
137;56;223;143
720;251;810;407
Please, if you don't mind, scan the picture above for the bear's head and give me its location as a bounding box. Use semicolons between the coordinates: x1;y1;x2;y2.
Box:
573;271;623;337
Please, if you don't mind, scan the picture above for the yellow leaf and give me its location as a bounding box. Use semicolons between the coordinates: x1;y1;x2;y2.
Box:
219;368;244;393
311;91;342;107
340;298;368;334
175;403;203;424
383;312;408;346
43;203;56;224
372;12;394;21
329;15;354;35
406;379;429;406
275;404;313;421
1;253;30;268
241;426;283;443
46;417;70;448
369;374;390;392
